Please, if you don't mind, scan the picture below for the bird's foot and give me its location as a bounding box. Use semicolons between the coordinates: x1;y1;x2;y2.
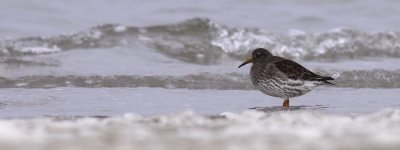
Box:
283;99;289;107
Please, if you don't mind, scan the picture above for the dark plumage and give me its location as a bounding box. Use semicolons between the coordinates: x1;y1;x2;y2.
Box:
238;48;334;107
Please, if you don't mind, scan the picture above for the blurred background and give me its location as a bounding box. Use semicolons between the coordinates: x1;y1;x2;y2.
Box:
2;0;400;38
0;0;400;149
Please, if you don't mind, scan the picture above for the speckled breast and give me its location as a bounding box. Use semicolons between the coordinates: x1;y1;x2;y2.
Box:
250;65;315;99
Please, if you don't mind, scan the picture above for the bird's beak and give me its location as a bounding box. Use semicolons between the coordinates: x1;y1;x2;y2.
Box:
238;58;253;68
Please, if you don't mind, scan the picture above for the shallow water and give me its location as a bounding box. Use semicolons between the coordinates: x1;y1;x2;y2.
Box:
0;87;399;118
1;0;400;149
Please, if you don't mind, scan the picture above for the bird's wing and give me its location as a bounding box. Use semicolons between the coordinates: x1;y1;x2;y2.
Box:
273;59;333;82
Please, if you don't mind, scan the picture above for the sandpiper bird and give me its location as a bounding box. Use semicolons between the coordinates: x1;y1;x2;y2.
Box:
238;48;334;107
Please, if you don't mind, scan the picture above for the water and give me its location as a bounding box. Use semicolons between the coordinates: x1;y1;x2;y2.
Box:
1;0;400;149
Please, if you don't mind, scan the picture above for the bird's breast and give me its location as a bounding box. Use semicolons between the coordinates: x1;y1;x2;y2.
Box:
249;64;316;98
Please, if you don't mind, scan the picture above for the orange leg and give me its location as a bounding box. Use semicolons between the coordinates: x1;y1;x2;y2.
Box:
283;98;289;107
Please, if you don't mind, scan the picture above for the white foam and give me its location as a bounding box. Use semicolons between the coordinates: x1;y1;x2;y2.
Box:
0;109;400;150
114;25;127;32
19;46;61;54
211;26;273;54
91;30;102;39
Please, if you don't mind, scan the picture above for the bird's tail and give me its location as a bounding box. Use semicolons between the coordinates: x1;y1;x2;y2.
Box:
321;77;335;85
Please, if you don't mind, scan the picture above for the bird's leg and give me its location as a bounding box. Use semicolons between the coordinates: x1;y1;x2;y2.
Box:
283;98;289;107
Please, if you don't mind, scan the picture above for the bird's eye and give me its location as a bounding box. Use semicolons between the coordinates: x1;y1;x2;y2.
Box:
255;53;262;57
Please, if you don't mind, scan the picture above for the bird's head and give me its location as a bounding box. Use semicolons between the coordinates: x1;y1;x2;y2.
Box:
238;48;273;68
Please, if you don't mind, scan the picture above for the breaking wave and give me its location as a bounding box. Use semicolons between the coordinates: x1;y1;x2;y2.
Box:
1;18;400;64
1;69;400;89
